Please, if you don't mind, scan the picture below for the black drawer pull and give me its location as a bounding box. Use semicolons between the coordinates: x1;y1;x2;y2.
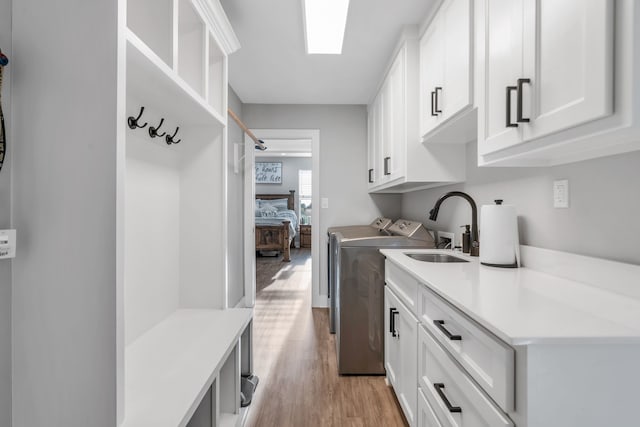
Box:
434;86;442;114
383;157;391;175
506;86;518;128
517;78;531;123
433;320;461;340
431;91;437;116
434;383;462;413
389;308;398;335
368;168;374;183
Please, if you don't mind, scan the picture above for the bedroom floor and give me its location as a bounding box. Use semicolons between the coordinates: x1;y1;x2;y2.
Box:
247;249;407;427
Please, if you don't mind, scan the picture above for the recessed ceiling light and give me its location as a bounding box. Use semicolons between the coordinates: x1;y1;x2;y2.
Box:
303;0;350;54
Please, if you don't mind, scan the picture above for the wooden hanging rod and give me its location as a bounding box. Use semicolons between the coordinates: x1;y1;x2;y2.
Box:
228;108;267;150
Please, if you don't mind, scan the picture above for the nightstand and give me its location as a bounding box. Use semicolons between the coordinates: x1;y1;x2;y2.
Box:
300;224;311;248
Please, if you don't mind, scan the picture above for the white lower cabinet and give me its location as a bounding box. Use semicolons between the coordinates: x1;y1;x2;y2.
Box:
418;387;444;427
385;286;418;426
418;326;514;427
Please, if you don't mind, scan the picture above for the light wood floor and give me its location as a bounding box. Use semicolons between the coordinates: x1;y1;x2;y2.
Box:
247;249;408;427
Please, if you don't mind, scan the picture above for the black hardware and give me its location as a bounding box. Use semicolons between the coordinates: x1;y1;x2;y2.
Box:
506;86;518;128
0;52;7;174
165;127;181;145
389;308;400;337
368;168;374;183
384;157;391;175
433;383;462;413
392;309;399;338
434;86;443;114
431;91;437;116
517;78;531;123
127;106;148;130
433;320;461;340
429;191;480;257
148;118;166;138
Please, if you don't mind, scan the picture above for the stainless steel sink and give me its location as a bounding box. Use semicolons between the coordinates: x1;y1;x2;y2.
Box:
405;253;469;263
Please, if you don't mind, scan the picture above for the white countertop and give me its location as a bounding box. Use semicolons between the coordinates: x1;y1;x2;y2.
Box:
380;249;640;345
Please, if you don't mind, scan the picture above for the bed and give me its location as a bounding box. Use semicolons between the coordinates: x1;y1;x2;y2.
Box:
255;190;298;262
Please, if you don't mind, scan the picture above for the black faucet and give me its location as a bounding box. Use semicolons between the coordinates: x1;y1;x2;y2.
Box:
429;191;479;257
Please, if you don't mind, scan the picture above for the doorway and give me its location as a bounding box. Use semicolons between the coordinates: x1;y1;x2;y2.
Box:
243;129;321;308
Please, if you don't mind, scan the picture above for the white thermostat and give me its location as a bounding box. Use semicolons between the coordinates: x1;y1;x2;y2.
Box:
0;229;16;259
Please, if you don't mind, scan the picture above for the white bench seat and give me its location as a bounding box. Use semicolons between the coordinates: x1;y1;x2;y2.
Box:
122;309;253;427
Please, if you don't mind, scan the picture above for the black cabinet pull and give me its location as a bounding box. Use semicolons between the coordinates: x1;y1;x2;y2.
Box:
433;320;461;340
384;157;391;175
517;78;531;123
506;86;518;128
389;308;398;336
431;91;437;116
434;383;462;413
434;86;443;114
368;168;374;183
392;309;399;337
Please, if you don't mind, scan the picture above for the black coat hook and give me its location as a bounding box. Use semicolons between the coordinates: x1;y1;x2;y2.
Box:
165;127;181;145
148;118;166;138
127;106;147;129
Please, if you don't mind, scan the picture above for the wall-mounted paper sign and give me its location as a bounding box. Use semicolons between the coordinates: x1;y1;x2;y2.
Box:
256;162;282;184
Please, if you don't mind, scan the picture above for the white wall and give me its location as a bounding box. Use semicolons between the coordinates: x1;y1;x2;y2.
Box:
401;142;640;265
256;156;312;245
242;104;401;297
11;1;118;425
0;1;11;423
227;87;245;307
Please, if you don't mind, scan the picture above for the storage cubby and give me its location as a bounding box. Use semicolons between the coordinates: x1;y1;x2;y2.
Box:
219;344;241;427
178;0;206;97
208;33;226;117
127;0;174;67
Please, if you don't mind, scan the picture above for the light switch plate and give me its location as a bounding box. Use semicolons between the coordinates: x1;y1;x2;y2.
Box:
321;197;329;209
0;229;16;259
553;179;569;208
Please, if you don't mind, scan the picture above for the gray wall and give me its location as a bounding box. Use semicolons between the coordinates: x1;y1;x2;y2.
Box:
256;155;312;245
11;1;118;425
243;104;401;297
227;88;245;307
401;142;640;265
0;1;11;423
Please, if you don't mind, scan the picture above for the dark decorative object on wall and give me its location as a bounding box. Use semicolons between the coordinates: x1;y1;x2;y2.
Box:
0;48;8;174
256;162;283;184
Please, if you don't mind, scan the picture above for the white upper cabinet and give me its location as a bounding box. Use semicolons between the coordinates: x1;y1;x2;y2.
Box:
367;28;465;194
477;0;640;166
419;0;475;144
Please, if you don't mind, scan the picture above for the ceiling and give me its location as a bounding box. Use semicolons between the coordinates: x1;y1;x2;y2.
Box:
220;0;437;105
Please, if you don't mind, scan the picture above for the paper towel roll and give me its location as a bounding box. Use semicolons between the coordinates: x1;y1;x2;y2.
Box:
480;200;520;267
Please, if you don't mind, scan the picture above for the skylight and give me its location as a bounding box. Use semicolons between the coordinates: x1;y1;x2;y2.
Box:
303;0;350;54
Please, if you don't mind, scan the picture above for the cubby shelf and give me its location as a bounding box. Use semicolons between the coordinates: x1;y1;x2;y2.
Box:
122;309;252;427
126;29;226;127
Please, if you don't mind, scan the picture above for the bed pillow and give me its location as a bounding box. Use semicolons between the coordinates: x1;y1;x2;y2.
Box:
261;198;289;211
258;205;279;217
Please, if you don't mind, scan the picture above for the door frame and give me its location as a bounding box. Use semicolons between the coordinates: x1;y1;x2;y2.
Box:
243;129;323;307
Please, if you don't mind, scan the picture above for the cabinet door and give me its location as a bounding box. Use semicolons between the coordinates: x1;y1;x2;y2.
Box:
419;16;444;137
418;388;444;427
521;0;613;141
367;105;378;187
384;287;401;388
479;0;525;155
388;47;406;181
396;298;418;426
441;0;473;122
380;80;393;183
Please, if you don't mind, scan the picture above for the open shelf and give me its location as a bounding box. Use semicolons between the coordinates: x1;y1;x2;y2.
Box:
126;29;225;127
127;0;174;67
208;32;226;117
178;0;206;97
122;309;252;427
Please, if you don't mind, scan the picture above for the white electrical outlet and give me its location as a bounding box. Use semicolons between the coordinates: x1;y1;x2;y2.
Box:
553;179;569;208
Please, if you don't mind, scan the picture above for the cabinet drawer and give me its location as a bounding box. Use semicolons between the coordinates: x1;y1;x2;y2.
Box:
417;285;514;411
418;387;444;427
418;326;514;427
385;260;419;315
